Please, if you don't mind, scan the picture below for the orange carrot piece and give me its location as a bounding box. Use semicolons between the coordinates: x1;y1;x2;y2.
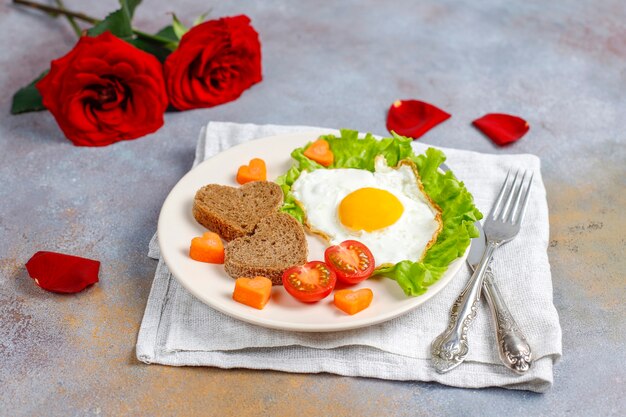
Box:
233;276;273;309
237;158;267;184
303;139;333;167
334;288;373;315
189;232;225;264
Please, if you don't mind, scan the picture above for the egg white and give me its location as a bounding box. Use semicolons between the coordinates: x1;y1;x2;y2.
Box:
290;156;442;266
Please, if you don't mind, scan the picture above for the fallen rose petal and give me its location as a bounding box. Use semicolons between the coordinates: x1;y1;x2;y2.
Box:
386;99;451;139
25;251;100;294
472;113;530;146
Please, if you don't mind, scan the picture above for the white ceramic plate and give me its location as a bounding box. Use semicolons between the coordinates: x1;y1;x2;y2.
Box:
158;131;469;332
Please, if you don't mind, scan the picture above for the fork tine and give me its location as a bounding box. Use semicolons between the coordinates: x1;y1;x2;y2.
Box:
498;169;522;221
506;170;529;223
514;172;534;225
489;170;511;219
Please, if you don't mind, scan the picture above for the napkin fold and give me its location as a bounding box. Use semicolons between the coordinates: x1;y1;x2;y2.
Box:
136;122;561;392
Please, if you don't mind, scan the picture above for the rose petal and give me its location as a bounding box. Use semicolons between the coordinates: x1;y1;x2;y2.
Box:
25;251;100;294
472;113;530;146
386;99;451;139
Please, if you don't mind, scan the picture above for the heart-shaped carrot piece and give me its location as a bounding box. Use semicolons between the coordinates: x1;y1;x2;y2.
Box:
236;158;267;184
233;276;273;309
303;139;333;167
334;288;373;315
189;232;224;263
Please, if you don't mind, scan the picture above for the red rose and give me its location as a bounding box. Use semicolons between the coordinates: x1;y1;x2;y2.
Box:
36;32;168;147
164;15;262;110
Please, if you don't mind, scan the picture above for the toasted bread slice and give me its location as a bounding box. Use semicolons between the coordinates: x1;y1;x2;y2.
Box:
192;181;283;241
224;212;308;285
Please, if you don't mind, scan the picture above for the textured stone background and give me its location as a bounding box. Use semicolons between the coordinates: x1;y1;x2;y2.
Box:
1;0;624;416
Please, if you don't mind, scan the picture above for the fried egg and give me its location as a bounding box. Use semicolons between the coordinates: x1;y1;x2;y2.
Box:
291;156;442;266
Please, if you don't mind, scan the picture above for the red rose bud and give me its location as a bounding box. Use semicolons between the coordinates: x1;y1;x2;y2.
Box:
473;113;530;146
165;15;262;110
386;99;451;139
25;251;100;294
36;32;168;147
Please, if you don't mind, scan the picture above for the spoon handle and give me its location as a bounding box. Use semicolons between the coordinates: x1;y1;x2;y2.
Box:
483;268;533;374
431;241;497;373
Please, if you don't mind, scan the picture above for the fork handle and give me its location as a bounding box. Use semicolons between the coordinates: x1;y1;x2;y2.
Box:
431;241;498;373
483;269;533;374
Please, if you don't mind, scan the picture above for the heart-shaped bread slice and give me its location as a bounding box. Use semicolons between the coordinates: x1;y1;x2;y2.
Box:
193;181;283;241
225;212;308;285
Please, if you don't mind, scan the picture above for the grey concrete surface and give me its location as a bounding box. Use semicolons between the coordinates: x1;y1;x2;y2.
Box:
1;0;624;416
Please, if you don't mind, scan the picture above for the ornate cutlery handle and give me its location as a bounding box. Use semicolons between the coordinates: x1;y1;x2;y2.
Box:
483;268;532;374
431;241;497;373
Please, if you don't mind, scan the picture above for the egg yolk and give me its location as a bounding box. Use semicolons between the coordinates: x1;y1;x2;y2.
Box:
338;188;404;232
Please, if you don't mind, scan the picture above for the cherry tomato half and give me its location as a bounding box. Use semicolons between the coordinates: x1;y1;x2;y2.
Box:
282;261;337;303
324;240;375;284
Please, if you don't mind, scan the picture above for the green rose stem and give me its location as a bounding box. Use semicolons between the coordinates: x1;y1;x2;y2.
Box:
13;0;98;25
12;0;175;45
53;0;81;37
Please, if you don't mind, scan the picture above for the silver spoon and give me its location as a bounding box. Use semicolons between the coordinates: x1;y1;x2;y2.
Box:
469;222;532;374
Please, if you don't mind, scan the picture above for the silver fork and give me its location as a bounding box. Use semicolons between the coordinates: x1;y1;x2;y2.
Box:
431;169;534;373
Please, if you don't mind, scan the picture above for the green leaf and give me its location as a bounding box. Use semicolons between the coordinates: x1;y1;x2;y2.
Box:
11;71;48;114
171;13;188;39
87;2;137;39
276;129;483;297
155;25;178;41
121;0;142;18
127;38;169;62
87;10;132;39
128;25;178;61
193;9;212;27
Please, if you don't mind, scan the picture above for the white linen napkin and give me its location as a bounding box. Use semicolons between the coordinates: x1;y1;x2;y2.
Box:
136;122;561;393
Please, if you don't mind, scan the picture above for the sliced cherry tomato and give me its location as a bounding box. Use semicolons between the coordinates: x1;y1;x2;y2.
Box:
282;261;337;303
324;240;375;284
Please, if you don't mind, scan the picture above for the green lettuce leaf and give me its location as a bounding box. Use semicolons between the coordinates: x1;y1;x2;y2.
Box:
275;129;482;296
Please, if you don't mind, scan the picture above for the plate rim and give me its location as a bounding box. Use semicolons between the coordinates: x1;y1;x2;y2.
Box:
157;131;470;332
